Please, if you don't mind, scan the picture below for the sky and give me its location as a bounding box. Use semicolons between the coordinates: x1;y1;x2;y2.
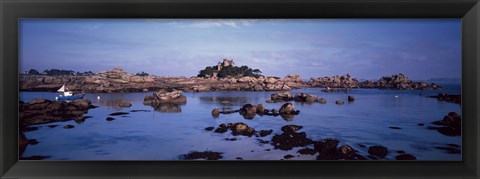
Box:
19;19;461;80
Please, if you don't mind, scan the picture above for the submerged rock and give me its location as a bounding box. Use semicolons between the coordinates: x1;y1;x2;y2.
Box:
318;98;327;104
335;100;345;105
435;146;461;154
118;101;132;108
109;112;129;116
281;125;303;133
204;126;215;131
258;129;273;137
63;125;75;129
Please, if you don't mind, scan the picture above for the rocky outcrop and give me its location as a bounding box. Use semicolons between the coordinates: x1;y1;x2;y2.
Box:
143;90;186;112
293;93;318;103
360;73;442;90
429;93;461;104
19;98;95;127
143;90;187;105
308;74;359;88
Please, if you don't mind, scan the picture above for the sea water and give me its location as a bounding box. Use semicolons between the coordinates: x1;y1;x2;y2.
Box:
19;84;461;160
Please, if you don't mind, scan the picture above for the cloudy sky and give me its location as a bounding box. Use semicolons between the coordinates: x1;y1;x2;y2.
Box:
20;19;461;80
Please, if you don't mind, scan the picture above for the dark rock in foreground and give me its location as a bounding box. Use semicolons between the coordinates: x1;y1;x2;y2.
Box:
430;112;461;136
368;146;389;158
181;151;223;160
272;131;314;150
19;98;94;127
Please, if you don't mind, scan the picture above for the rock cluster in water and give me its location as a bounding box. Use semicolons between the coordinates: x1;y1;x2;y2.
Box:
212;102;300;120
429;93;461;104
307;74;359;88
359;73;441;90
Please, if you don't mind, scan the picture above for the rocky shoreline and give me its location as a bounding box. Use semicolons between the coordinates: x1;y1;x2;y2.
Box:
20;67;442;93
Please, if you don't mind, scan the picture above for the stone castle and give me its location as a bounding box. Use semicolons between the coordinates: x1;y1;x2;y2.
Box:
216;59;235;71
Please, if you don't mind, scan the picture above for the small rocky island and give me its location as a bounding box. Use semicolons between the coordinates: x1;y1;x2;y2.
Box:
20;59;443;93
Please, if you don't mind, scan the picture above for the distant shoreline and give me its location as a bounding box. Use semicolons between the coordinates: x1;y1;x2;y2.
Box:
19;68;445;93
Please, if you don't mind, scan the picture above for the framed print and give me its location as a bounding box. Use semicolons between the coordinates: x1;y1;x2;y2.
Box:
1;0;479;178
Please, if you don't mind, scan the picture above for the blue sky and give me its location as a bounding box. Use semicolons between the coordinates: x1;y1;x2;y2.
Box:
19;19;461;80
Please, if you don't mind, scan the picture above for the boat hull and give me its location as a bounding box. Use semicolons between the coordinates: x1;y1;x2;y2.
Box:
58;94;85;100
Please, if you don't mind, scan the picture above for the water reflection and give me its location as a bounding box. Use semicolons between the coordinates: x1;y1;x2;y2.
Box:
144;103;183;113
199;96;248;106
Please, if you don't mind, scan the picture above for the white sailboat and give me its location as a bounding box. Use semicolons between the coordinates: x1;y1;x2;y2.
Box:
57;84;84;100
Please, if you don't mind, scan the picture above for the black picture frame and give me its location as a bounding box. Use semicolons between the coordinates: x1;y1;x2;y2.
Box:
1;0;479;178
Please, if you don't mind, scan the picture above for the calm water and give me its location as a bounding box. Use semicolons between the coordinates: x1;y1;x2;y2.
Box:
20;84;461;160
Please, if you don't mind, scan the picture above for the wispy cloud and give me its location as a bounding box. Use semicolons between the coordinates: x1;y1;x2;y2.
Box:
168;19;259;28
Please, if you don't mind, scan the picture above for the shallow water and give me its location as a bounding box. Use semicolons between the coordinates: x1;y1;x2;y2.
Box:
20;85;461;160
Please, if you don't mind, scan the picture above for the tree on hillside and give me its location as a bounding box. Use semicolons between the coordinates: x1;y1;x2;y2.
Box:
28;69;40;75
136;71;150;76
198;65;263;78
43;69;75;76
